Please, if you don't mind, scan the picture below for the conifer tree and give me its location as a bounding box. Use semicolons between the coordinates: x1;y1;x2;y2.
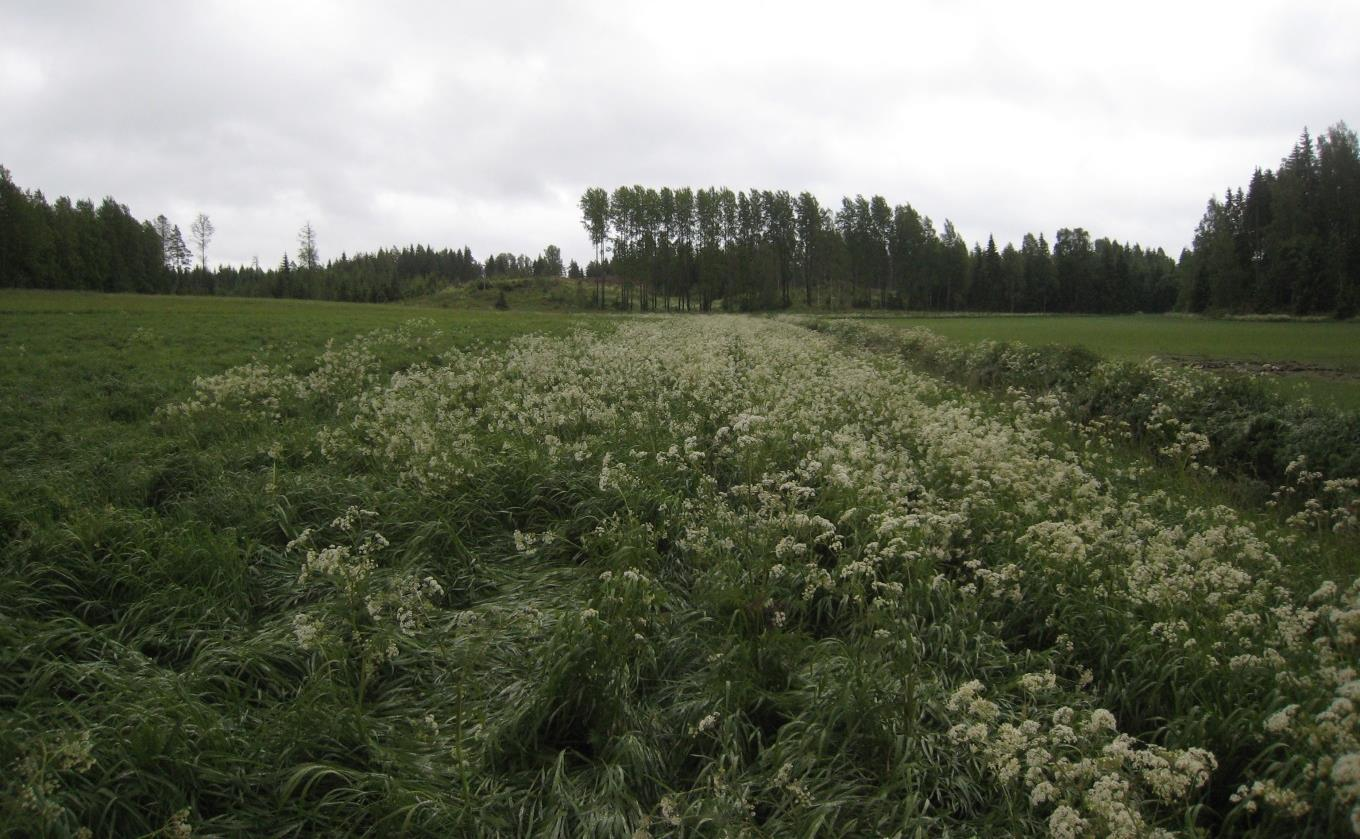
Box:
297;221;319;271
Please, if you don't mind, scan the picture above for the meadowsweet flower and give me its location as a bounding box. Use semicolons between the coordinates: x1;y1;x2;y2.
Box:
285;528;313;552
1085;709;1117;735
292;613;322;650
948;680;985;712
1048;805;1086;839
1265;704;1299;733
163;807;193;839
1020;672;1057;694
659;795;680;825
1029;780;1057;806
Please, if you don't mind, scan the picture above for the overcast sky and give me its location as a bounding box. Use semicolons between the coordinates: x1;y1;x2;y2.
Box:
3;0;1357;268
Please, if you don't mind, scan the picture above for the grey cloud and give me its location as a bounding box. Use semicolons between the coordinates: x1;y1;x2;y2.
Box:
2;0;1356;268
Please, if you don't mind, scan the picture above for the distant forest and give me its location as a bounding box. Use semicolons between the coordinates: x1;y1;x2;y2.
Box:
2;121;1356;314
579;187;1178;313
0;165;567;303
1178;122;1360;316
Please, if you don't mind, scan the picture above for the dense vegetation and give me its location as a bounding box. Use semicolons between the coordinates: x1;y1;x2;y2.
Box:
3;293;1359;836
0;167;166;295
580;186;1178;313
0;165;573;304
814;318;1360;510
1178;122;1360;316
165;245;485;303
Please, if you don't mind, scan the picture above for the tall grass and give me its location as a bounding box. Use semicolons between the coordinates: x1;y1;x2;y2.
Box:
2;297;1357;836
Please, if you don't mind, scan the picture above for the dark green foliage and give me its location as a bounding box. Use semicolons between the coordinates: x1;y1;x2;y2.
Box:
579;184;1178;314
219;243;482;302
0;167;165;294
0;166;488;303
483;245;565;280
1180;122;1360;316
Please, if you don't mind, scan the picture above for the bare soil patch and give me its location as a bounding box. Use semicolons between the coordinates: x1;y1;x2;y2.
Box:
1157;354;1360;380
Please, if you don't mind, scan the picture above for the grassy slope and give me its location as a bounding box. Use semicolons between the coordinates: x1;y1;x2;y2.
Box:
868;313;1360;409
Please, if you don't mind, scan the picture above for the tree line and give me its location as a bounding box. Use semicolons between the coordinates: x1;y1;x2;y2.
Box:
0;165;166;294
484;245;567;279
1177;122;1360;316
0;165;567;303
579;186;1178;313
202;244;484;302
8;118;1356;316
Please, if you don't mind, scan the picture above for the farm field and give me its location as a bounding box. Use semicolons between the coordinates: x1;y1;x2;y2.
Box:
3;292;1360;836
866;314;1360;409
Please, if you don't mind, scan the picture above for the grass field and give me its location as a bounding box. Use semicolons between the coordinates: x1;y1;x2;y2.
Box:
3;291;1359;836
864;314;1360;409
0;290;612;475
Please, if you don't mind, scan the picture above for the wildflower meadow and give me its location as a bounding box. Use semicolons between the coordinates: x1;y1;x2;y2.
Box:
2;292;1358;836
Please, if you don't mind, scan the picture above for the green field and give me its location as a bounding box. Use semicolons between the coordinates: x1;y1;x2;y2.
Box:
3;291;1359;836
867;314;1360;408
0;290;612;468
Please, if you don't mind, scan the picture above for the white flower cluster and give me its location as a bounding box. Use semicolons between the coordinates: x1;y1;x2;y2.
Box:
159;361;289;422
1147;401;1213;472
286;508;442;668
1275;457;1360;534
6;730;96;828
295;508;386;599
947;679;1215;838
512;529;555;555
1244;582;1360;830
159;320;437;425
